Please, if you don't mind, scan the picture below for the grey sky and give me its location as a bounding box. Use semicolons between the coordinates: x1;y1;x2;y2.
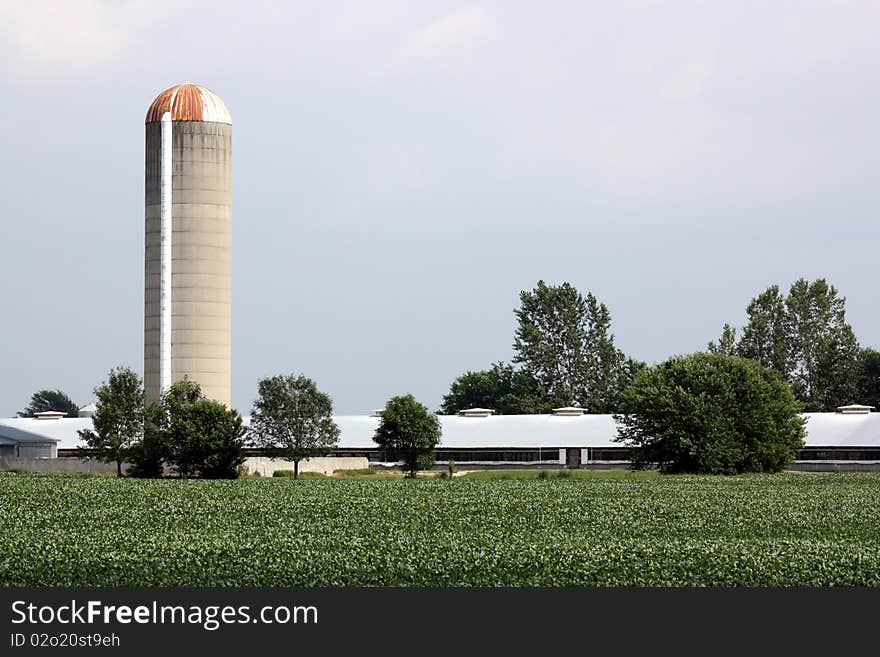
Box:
1;1;878;415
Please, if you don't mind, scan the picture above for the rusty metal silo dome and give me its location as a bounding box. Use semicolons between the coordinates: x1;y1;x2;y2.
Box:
145;83;232;124
144;82;232;407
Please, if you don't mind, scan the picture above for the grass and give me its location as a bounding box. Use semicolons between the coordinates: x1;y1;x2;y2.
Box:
0;469;116;478
265;468;409;480
332;468;441;479
2;471;880;586
332;468;379;477
458;468;661;481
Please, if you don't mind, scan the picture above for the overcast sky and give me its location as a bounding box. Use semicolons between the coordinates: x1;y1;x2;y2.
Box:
1;1;878;415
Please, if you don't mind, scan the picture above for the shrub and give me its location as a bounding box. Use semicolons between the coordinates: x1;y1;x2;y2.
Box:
273;470;326;478
615;352;806;474
332;468;377;477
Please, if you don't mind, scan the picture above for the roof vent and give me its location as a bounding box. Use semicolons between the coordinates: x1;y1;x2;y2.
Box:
33;411;66;420
78;403;97;418
459;408;494;418
837;404;874;415
552;406;586;416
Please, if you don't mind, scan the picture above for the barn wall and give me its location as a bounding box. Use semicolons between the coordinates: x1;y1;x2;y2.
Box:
0;456;121;473
14;443;57;458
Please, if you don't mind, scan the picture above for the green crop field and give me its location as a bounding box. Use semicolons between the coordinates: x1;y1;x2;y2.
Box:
2;471;879;586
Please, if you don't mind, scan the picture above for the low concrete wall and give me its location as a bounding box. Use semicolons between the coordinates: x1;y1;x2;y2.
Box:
0;456;369;477
0;456;124;474
244;456;369;477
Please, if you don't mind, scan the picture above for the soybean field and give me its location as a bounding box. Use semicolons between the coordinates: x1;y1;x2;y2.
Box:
2;472;879;586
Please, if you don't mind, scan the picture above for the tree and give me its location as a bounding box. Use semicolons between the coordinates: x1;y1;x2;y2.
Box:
513;281;588;406
439;362;549;415
708;324;737;356
159;378;204;419
126;402;165;478
131;378;246;479
712;279;863;411
18;389;79;418
249;374;341;479
856;347;880;409
128;379;205;477
614;353;805;474
513;280;632;412
608;356;648;409
580;293;627;413
77;367;145;477
737;285;789;374
373;394;442;477
165;398;246;479
785;279;860;411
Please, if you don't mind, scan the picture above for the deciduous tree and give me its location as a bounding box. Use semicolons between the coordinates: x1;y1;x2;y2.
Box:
615;353;805;474
130;378;206;477
131;378;246;479
439;362;548;415
737;285;789;374
708;324;737;356
513;280;634;412
712;278;863;411
374;395;441;477
77;367;145;477
165;398;246;479
249;374;340;479
856;347;880;409
785;279;860;411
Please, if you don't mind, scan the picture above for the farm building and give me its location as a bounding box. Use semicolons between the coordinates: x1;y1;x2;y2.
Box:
0;425;58;458
0;406;879;469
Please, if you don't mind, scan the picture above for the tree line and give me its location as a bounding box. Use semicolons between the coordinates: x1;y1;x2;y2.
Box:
14;276;878;478
74;369;440;480
21;276;876;425
441;281;646;415
442;277;879;415
78;372;248;479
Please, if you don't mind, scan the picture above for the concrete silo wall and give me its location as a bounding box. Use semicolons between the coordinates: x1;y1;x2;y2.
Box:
145;121;232;406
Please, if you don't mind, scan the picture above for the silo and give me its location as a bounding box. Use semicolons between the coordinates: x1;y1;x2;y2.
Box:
144;83;232;406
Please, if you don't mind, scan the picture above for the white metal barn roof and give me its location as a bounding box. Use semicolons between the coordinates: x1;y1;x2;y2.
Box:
0;418;75;445
800;413;880;447
0;413;879;451
331;414;622;448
